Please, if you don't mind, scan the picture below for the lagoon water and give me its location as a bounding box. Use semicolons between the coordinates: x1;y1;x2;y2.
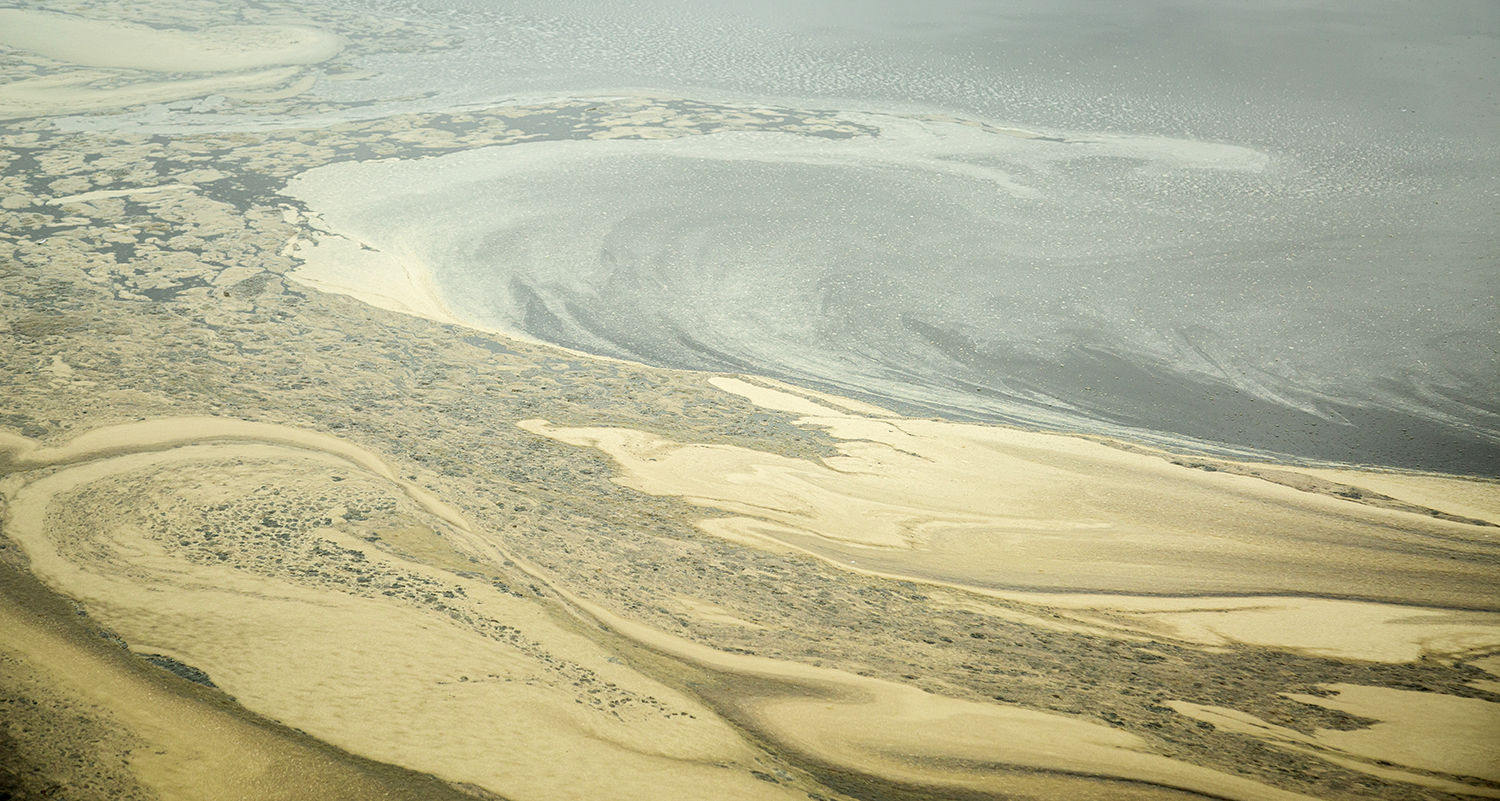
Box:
277;0;1500;474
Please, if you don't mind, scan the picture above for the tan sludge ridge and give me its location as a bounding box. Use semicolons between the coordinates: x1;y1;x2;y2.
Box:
3;2;1500;799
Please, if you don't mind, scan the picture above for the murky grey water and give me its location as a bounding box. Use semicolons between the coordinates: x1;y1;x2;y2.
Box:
294;0;1499;473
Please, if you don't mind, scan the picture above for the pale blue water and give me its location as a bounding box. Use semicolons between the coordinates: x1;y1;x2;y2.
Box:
285;0;1500;473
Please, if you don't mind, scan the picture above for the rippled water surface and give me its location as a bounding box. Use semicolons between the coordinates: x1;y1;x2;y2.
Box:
294;0;1500;473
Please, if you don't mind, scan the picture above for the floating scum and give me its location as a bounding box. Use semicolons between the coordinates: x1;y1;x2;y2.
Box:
0;417;1410;801
4;2;1499;797
0;420;807;801
521;376;1500;797
0;8;343;119
523;377;1500;609
267;115;1500;797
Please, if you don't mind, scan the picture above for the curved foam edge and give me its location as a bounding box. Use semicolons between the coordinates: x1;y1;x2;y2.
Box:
0;9;342;73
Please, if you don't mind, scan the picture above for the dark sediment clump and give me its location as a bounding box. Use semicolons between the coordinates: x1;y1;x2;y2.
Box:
139;653;219;689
